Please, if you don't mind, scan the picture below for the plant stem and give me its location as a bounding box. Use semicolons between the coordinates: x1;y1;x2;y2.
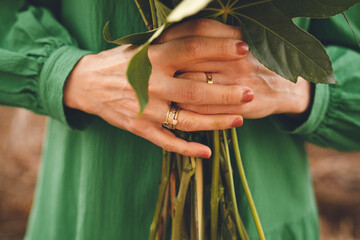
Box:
134;0;152;30
231;128;265;240
210;130;220;240
175;153;182;179
218;183;236;240
149;151;171;240
172;157;195;240
157;182;169;240
149;0;157;29
220;130;249;240
195;157;204;240
170;169;177;218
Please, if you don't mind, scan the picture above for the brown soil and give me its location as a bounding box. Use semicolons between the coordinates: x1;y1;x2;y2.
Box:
0;106;359;239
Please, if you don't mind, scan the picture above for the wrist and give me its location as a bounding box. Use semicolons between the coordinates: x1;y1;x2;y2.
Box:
63;54;94;112
284;79;314;123
283;77;312;114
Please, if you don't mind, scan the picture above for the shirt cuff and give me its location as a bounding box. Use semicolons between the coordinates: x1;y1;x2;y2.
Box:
271;83;330;135
38;45;94;130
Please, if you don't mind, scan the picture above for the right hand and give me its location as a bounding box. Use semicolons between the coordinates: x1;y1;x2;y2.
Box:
64;29;251;158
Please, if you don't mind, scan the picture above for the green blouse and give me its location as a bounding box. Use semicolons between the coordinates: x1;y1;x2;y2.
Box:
1;1;359;239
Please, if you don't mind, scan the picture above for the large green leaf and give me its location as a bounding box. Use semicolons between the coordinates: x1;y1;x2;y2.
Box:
103;21;156;45
272;0;360;18
232;1;336;84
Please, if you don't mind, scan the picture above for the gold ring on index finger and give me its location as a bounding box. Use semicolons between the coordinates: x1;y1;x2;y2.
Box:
162;104;180;130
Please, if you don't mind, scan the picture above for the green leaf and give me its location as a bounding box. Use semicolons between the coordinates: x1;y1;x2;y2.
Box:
167;0;213;22
126;0;212;114
126;42;152;116
233;2;336;84
103;21;156;45
155;0;172;26
272;0;360;18
126;24;166;115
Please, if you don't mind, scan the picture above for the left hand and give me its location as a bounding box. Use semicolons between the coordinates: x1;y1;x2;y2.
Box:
158;19;311;119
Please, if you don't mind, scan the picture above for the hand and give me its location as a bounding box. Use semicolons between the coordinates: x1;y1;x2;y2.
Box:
63;29;252;158
160;19;311;119
178;54;311;119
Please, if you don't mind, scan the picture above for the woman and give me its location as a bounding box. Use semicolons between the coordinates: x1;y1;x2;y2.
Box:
0;0;359;239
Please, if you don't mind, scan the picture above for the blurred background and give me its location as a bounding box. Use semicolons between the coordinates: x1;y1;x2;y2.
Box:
0;106;359;240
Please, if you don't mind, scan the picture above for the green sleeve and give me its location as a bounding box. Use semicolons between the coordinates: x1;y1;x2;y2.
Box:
272;5;360;151
0;1;93;129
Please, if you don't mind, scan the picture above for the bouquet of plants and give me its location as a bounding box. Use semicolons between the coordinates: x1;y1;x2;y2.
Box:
104;0;359;239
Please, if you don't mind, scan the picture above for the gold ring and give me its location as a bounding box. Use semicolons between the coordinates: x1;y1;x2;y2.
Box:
163;105;180;130
205;72;213;84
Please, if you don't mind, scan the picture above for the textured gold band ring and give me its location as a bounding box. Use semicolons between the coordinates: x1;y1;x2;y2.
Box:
205;72;213;84
162;105;180;130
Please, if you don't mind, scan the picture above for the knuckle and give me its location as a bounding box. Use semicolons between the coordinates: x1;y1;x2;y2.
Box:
199;105;211;113
181;148;191;157
127;120;145;135
162;143;176;153
148;77;160;95
216;119;229;129
183;84;202;103
128;108;138;119
181;118;198;131
192;18;211;34
148;45;161;64
218;39;234;55
222;90;241;105
221;91;234;105
230;25;243;39
127;120;138;133
183;38;202;57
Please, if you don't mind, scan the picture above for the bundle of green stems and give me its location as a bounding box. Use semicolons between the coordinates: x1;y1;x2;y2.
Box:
149;128;265;240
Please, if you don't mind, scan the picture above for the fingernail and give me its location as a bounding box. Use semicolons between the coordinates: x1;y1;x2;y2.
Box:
242;89;254;102
231;118;243;128
201;149;212;159
236;42;249;55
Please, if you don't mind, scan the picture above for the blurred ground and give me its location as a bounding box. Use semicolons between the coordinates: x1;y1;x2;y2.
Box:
0;106;359;240
0;107;45;240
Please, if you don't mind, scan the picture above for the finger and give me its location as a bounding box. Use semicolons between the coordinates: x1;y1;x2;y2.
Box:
178;102;255;115
103;111;212;158
178;59;251;74
175;110;243;131
142;102;244;130
175;72;227;85
139;121;212;158
151;76;252;105
176;72;258;86
156;18;243;43
138;98;244;131
177;61;224;73
149;37;249;67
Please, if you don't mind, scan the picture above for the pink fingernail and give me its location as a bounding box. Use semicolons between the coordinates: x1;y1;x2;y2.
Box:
236;42;249;55
231;118;243;128
201;150;212;159
242;90;254;102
